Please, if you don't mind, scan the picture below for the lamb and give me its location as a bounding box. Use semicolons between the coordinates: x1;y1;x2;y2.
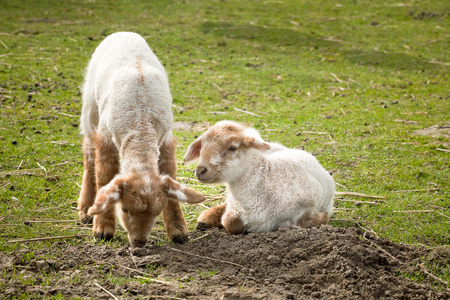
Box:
183;121;335;234
77;32;205;247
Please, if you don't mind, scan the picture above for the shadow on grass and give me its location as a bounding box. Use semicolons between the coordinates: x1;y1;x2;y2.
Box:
345;50;445;72
201;21;445;72
201;21;339;49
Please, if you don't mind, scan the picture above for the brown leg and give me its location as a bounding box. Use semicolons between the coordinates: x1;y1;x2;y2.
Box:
222;209;246;235
297;211;330;229
78;136;97;224
196;203;226;231
92;133;120;240
94;133;120;190
158;134;189;244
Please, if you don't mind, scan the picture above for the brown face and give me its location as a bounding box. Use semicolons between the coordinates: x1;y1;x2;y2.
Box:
116;174;166;248
88;173;206;247
195;132;242;183
184;121;270;183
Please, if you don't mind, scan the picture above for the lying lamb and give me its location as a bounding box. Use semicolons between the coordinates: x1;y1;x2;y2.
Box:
77;32;205;247
184;121;335;234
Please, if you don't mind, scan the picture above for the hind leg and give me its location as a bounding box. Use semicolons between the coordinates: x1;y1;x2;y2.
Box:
222;206;246;235
78;136;97;224
158;133;189;244
297;210;330;228
196;203;226;231
92;133;120;241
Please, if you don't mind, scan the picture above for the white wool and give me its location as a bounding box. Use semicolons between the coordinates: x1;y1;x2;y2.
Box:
227;149;335;232
222;146;335;233
80;32;172;174
194;122;335;233
79;32;207;247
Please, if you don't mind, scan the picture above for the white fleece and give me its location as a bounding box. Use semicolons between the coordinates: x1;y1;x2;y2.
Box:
80;32;173;174
224;145;335;233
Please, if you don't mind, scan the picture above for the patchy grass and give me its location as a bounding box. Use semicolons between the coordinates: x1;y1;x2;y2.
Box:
0;0;449;290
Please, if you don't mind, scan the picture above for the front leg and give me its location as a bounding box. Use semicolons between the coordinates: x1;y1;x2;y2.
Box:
158;133;189;243
93;212;116;241
92;133;120;240
196;203;226;231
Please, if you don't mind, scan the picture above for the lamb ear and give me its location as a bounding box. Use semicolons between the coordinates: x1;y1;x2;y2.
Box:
88;177;126;215
183;136;202;163
161;176;206;204
241;128;270;150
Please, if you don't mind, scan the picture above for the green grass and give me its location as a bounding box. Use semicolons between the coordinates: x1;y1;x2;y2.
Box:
0;0;449;287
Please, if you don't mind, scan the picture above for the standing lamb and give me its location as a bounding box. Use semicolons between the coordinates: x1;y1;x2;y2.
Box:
184;121;335;234
77;32;205;247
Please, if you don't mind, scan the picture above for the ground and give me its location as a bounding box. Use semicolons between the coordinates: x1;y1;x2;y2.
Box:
2;226;449;299
0;0;449;298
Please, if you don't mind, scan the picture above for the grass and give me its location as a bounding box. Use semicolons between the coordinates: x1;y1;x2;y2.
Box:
0;0;449;289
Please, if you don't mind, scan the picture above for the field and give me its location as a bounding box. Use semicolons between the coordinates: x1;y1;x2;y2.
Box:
0;0;449;298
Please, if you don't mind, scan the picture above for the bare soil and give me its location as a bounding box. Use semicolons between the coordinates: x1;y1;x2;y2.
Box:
172;121;210;133
2;226;450;299
414;123;450;147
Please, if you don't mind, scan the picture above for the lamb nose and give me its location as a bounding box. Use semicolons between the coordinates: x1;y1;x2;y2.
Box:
195;166;208;179
133;239;147;248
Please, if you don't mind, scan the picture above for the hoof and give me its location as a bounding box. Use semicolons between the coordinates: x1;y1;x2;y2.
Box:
81;215;93;224
94;232;114;241
196;222;212;231
171;234;188;244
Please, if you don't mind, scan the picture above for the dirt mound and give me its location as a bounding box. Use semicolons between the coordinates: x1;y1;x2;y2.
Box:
2;226;449;299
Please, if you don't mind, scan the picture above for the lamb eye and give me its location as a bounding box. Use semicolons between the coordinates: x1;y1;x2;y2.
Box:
228;146;237;152
121;207;128;213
